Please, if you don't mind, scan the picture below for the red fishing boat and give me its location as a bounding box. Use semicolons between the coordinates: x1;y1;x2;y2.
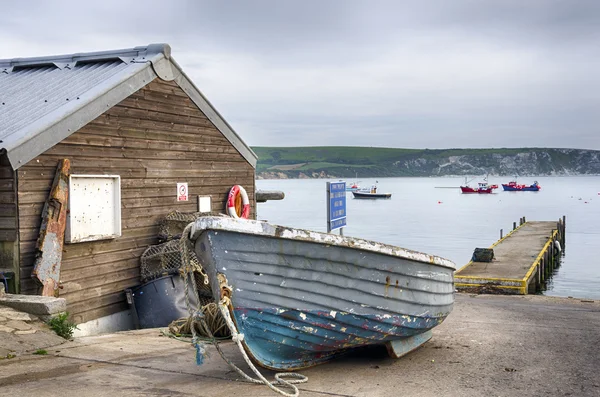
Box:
460;177;498;194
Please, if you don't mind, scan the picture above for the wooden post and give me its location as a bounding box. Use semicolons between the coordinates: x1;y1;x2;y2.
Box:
523;216;526;223
513;221;517;230
256;190;285;203
562;215;566;245
500;229;503;239
549;237;554;270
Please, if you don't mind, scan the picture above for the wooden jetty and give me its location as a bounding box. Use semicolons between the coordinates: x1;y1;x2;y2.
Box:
455;217;566;294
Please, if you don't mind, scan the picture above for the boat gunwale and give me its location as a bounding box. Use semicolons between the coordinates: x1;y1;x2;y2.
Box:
190;216;456;270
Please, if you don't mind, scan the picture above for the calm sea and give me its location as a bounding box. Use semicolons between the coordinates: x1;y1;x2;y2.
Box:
256;176;600;300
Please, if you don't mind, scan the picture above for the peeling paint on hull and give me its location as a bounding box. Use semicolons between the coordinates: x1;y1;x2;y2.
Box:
191;217;455;371
234;307;445;370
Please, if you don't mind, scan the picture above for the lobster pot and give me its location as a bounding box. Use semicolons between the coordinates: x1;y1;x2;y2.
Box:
140;239;213;299
158;210;227;243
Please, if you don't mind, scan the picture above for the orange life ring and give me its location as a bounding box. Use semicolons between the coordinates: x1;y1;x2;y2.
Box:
227;185;250;219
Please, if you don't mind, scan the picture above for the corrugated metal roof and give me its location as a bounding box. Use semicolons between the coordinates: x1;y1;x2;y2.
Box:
0;44;257;169
0;61;130;142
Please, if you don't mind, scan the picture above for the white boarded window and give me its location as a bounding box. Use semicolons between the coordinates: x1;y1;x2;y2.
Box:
66;175;121;243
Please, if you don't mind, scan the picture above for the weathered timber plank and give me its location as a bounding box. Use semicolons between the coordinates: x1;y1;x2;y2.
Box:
0;204;16;216
62;253;143;275
20;158;250;172
0;192;15;204
141;81;188;97
19;245;146;278
81;125;231;145
18;168;253;184
105;106;215;128
0;230;16;241
0;168;13;179
0;218;16;229
90;114;222;136
118;96;209;119
19;224;157;249
61;268;140;295
61;133;236;154
132;88;199;109
62;276;139;306
43;143;245;162
120;182;253;199
68;295;129;324
20;234;157;257
0;180;14;191
63;235;157;258
118;174;254;188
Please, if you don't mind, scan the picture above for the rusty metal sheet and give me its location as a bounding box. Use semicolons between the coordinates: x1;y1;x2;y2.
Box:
32;159;70;297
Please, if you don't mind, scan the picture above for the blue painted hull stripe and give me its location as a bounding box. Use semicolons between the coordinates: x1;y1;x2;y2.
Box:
233;308;444;369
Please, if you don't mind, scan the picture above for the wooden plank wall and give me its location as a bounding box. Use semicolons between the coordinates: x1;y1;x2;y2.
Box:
0;153;17;281
0;153;16;242
17;79;256;324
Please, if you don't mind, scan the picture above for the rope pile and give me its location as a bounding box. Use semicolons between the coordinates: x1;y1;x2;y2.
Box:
168;302;229;338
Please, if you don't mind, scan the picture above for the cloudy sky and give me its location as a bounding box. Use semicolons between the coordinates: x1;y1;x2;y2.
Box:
1;1;599;149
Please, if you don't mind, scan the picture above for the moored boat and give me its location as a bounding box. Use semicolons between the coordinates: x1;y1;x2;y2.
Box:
345;182;360;192
460;181;498;194
352;190;392;199
502;181;541;191
352;185;391;199
189;216;455;370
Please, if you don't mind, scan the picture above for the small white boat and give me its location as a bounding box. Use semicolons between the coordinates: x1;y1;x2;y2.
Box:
352;185;392;199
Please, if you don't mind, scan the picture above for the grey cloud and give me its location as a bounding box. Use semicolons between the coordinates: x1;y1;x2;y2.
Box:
1;0;598;149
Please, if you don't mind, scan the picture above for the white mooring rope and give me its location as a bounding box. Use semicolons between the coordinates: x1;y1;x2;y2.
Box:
180;223;307;397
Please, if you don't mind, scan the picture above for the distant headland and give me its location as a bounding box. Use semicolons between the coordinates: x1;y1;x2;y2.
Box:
252;147;600;179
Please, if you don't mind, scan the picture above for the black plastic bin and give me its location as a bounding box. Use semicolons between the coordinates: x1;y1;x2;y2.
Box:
125;274;198;329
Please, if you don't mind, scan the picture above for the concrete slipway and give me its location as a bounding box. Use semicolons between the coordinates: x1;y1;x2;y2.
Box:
1;294;599;397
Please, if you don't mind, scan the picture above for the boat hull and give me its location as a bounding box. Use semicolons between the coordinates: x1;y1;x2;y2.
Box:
352;191;392;199
190;217;455;370
460;186;493;194
501;184;540;191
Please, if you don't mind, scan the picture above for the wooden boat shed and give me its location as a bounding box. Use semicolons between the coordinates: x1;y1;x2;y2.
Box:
0;43;257;330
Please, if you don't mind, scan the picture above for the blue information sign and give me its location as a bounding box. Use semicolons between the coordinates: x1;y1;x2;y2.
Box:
327;181;347;232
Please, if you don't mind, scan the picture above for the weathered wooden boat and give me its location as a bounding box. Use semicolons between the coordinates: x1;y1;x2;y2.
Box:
189;216;455;371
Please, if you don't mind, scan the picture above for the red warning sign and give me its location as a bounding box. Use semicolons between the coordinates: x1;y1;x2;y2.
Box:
177;182;188;202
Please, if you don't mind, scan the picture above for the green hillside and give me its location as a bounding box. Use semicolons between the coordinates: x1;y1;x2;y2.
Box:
251;146;600;178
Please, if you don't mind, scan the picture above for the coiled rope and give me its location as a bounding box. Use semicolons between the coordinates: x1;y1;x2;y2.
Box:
168;302;230;339
179;223;308;397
